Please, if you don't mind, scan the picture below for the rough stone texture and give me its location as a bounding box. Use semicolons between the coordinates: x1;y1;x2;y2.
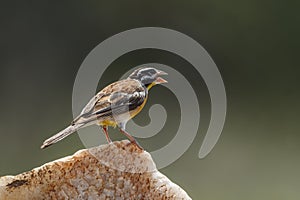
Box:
0;140;191;200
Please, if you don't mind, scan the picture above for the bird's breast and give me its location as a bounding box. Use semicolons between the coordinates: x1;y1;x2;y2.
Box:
98;120;118;128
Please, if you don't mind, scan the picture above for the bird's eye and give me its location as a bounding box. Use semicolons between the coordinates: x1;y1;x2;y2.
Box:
133;92;139;97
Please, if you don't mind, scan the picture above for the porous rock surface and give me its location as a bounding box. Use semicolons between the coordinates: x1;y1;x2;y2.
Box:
0;140;191;200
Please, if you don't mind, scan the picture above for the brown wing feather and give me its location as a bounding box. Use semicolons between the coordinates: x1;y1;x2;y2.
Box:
94;79;143;110
73;79;145;125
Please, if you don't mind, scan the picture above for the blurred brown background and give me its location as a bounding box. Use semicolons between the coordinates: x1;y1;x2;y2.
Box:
0;1;299;199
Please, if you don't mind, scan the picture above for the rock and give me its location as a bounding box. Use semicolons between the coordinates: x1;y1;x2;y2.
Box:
0;140;191;200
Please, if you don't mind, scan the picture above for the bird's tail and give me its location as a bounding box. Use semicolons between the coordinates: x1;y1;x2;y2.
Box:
41;123;84;149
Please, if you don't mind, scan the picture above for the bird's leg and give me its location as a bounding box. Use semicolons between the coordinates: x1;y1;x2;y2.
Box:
101;126;112;143
119;128;144;150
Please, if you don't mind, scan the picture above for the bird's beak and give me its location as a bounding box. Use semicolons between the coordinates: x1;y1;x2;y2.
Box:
155;77;168;84
155;70;168;84
157;70;168;76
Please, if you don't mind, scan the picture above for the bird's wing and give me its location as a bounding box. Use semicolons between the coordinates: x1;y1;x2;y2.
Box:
80;92;105;115
77;79;130;117
92;90;146;118
74;79;146;125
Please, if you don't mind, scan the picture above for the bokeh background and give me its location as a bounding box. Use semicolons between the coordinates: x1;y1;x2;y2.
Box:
1;1;299;199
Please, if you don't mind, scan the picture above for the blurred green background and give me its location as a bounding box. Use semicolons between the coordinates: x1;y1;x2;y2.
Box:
0;1;299;199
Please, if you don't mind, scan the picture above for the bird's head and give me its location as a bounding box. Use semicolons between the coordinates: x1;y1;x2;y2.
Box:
128;67;168;89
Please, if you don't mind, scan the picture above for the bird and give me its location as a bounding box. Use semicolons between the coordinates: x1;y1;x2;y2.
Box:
41;67;167;150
